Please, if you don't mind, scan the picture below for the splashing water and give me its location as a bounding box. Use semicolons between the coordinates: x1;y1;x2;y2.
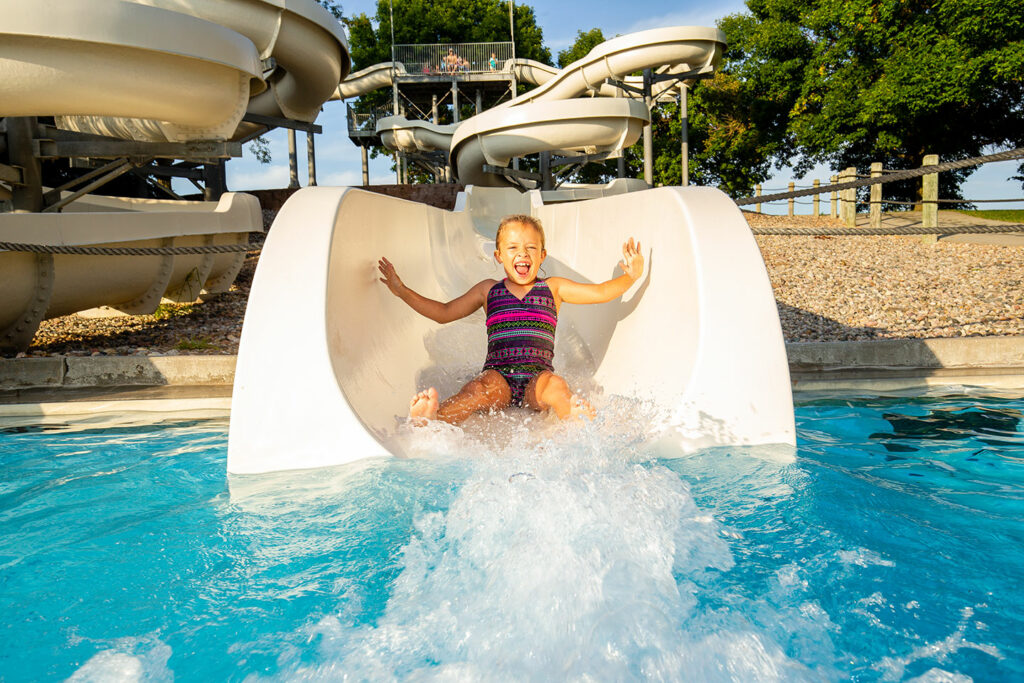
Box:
2;391;1022;681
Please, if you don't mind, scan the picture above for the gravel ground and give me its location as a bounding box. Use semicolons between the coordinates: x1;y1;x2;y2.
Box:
15;209;1024;358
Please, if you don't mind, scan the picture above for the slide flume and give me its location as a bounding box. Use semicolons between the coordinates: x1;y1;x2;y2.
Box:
228;23;793;474
228;185;794;474
368;26;725;187
0;0;346;351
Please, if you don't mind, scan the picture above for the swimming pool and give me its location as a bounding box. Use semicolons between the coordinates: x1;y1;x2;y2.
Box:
2;390;1022;680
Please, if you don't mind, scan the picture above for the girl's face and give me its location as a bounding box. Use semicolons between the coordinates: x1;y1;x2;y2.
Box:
494;222;546;286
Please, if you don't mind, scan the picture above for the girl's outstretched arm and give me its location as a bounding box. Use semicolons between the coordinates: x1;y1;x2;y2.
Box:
548;238;645;306
378;257;493;323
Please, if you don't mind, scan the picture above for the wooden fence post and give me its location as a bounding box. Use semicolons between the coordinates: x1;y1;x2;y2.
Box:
788;182;795;216
755;184;762;214
869;162;882;229
840;166;856;227
922;153;938;229
830;175;837;218
813;179;820;215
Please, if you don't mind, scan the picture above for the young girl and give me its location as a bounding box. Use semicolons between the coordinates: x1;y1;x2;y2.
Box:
378;214;644;424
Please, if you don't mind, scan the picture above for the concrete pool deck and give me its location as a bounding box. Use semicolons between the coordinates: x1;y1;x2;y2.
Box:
2;336;1024;415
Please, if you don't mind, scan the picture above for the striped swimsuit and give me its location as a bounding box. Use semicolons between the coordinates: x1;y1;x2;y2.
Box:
482;279;557;405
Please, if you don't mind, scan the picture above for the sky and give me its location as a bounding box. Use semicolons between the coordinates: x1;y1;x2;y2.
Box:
219;0;1022;214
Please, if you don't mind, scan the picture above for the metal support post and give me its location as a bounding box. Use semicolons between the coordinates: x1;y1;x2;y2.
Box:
679;84;689;186
812;179;820;215
451;80;460;123
922;153;938;229
431;94;439;124
7;117;43;212
539;151;552;191
617;156;625;179
203;160;227;201
869;162;882;228
392;81;399;115
642;69;653;186
287;129;299;188
361;145;369;186
475;90;482;116
307;131;317;186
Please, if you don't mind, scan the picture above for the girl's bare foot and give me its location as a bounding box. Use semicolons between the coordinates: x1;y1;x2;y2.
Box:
569;394;596;420
409;387;439;424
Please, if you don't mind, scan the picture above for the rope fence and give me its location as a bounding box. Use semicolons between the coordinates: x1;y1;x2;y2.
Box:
735;147;1024;207
751;223;1024;236
0;241;257;256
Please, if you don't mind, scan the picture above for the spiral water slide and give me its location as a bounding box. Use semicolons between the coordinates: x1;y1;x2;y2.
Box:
372;27;725;187
0;0;350;351
228;27;795;474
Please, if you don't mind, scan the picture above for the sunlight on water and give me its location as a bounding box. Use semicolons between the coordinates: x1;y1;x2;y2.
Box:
2;392;1021;681
238;403;815;681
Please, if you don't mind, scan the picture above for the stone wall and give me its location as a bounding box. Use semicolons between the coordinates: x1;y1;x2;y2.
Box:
248;184;466;212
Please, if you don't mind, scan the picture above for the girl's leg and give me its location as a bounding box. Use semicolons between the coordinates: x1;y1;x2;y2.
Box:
410;370;511;424
526;371;595;419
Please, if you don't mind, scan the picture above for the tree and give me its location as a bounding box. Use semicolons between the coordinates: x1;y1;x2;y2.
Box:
696;0;1024;200
343;0;551;182
345;0;550;70
557;28;605;68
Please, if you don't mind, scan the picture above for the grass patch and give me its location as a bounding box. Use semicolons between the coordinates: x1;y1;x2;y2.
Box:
175;336;218;351
955;209;1024;223
153;303;195;320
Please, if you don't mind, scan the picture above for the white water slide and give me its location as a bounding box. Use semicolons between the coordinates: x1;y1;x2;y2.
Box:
0;0;350;350
370;27;723;187
228;27;795;474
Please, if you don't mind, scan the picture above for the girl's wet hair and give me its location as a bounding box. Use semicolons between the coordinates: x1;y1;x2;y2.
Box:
496;214;545;251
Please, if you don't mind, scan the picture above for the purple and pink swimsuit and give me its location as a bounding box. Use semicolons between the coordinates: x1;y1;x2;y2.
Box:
482;279;557;405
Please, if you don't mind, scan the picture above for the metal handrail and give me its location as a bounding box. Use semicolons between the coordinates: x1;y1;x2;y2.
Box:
392;41;514;75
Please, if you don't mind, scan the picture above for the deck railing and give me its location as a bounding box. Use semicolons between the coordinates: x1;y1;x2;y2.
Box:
346;103;394;135
392;41;514;75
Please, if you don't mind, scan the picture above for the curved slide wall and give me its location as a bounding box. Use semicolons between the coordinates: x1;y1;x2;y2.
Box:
227;186;794;474
2;0;352;143
0;193;261;352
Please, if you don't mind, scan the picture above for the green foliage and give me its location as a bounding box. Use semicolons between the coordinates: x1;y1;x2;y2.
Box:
691;0;1024;198
344;0;551;182
346;0;549;70
175;336;218;351
315;0;344;20
557;28;605;68
247;135;272;165
152;303;194;320
955;209;1024;223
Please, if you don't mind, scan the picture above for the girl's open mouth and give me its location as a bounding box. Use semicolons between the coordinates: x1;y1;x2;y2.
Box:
514;262;530;275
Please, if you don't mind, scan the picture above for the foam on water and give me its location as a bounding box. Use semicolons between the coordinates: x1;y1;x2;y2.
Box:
244;402;819;681
4;392;1022;680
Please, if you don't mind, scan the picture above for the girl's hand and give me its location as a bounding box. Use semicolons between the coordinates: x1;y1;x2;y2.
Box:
378;257;406;296
619;238;644;281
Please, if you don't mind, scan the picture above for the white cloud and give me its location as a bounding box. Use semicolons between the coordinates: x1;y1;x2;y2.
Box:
227;163;290;191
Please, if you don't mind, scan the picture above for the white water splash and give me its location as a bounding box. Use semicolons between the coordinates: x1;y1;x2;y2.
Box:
253;402;816;680
67;636;172;683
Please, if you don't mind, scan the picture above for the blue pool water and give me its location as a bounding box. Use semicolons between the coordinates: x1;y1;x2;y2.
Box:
2;391;1023;681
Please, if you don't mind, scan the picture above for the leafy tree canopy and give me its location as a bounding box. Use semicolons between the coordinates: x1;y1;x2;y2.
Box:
557;28;606;68
692;0;1024;197
345;0;550;70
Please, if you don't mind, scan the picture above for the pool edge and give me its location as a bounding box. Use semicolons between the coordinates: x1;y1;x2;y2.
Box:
2;336;1024;412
